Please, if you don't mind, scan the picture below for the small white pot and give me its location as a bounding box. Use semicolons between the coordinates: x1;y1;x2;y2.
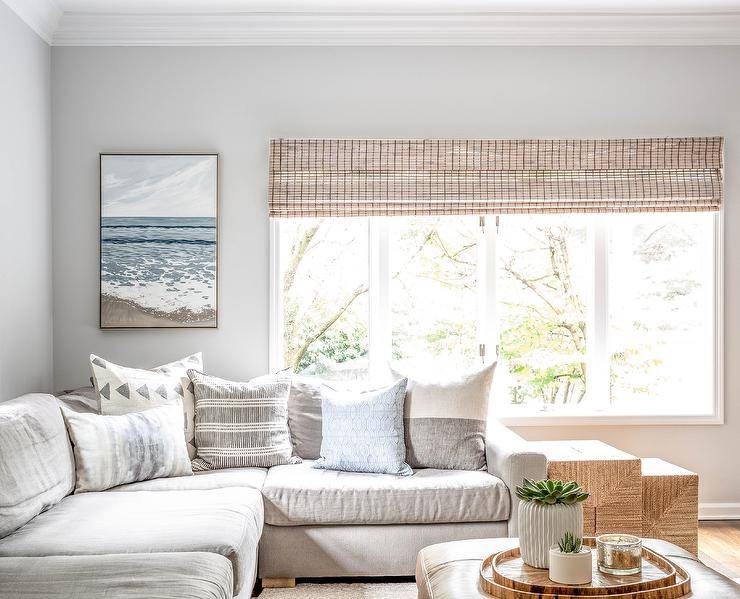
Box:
548;546;593;585
518;502;583;569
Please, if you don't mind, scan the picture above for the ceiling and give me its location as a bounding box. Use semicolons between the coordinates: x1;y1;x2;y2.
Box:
5;0;740;46
48;0;740;11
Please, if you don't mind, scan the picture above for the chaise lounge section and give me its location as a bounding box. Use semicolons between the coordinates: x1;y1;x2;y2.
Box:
0;394;264;598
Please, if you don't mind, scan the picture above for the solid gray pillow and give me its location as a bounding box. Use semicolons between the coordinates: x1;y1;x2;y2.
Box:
314;378;412;476
250;372;338;460
62;403;192;493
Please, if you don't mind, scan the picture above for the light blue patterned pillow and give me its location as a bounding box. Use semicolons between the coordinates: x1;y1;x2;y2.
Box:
314;379;412;476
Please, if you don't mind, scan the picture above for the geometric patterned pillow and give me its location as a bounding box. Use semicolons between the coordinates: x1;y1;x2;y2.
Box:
90;353;202;457
314;378;412;476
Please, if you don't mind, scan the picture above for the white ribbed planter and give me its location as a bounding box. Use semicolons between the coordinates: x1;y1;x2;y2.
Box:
518;502;583;569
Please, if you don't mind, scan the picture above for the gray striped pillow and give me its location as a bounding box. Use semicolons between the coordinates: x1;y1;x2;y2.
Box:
188;370;299;470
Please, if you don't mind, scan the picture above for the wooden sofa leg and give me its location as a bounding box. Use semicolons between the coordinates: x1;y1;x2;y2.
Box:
261;578;296;589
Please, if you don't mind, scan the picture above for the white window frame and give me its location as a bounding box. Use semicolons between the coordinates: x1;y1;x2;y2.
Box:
269;212;724;426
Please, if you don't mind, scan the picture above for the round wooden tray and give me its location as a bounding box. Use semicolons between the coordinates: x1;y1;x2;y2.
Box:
479;538;692;598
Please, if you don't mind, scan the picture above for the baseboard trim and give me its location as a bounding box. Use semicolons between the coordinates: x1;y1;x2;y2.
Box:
699;502;740;520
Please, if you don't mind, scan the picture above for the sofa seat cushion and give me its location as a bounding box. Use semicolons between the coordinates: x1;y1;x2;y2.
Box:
0;488;263;595
109;467;267;492
262;461;510;526
0;552;233;599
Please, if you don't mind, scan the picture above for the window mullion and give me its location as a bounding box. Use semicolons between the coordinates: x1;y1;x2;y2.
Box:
268;219;283;373
368;217;391;382
588;216;610;410
478;216;498;362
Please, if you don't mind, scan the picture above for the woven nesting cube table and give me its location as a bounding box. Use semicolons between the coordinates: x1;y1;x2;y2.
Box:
641;458;699;555
529;440;643;537
526;441;699;555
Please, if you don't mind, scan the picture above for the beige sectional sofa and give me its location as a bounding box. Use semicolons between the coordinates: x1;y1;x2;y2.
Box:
0;393;547;598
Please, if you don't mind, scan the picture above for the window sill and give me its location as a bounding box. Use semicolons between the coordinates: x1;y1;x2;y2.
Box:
496;412;724;427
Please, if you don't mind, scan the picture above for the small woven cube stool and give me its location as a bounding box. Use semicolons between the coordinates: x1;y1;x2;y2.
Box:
529;440;643;537
641;457;699;555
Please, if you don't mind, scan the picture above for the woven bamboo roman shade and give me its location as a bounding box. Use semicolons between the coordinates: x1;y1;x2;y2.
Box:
269;137;723;218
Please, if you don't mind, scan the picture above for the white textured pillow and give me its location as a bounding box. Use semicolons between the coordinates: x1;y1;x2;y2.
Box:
90;353;202;457
62;403;192;493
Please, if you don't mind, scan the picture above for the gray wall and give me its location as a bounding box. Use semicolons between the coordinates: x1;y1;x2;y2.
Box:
0;2;52;400
51;46;740;505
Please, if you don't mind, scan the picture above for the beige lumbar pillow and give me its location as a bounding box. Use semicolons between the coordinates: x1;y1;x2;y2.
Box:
90;353;202;457
62;403;192;493
390;361;496;471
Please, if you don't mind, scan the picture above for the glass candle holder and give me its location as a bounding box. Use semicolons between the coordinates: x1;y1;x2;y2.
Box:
596;534;642;575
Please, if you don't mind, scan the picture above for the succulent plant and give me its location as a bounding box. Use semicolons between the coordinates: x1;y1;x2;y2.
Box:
557;531;584;554
515;479;589;505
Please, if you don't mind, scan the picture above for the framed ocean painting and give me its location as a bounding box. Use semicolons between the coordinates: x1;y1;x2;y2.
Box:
100;153;218;328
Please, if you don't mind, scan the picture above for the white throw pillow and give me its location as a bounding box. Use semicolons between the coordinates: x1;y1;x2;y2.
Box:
62;403;192;493
90;353;202;457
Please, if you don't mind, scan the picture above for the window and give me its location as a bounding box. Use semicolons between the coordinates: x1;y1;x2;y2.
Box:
389;217;480;371
271;212;722;423
496;217;590;409
277;218;369;380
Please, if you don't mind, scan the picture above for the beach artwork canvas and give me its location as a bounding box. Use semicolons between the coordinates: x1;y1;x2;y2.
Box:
100;154;218;328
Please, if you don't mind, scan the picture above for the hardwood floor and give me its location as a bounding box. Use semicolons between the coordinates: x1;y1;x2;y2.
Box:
698;520;740;583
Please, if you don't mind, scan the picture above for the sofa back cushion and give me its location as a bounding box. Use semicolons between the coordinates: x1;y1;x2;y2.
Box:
0;394;75;538
56;387;99;414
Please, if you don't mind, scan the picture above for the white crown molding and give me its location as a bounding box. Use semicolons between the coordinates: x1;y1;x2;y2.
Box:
52;11;740;46
4;1;740;46
2;0;62;44
699;502;740;520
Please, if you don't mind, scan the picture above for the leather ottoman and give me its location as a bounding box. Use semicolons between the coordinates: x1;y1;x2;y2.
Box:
416;537;740;599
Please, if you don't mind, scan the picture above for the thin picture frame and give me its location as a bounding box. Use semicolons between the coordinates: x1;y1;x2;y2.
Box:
99;152;220;330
